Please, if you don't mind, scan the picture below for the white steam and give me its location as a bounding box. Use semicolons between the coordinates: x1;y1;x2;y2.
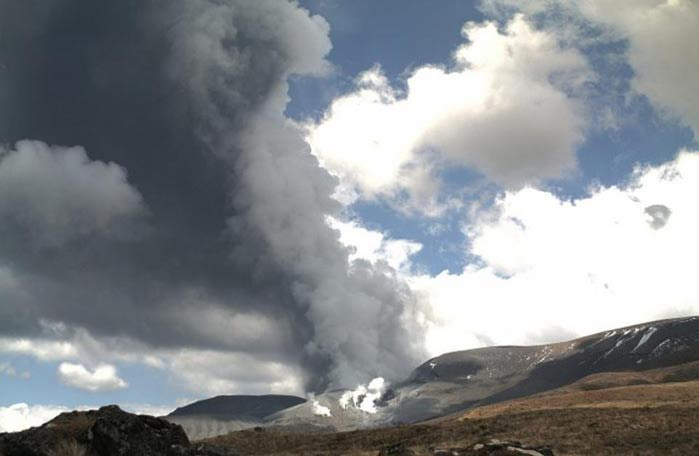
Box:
311;398;332;417
339;377;387;414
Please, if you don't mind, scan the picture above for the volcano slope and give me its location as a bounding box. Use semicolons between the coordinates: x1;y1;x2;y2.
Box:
239;316;698;432
167;395;306;440
164;317;699;438
381;316;699;424
206;362;699;455
2;369;697;456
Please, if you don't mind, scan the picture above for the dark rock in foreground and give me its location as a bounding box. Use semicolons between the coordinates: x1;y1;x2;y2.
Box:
0;405;240;456
88;405;189;455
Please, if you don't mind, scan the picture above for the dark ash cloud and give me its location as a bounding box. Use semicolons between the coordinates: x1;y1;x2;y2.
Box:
0;140;148;247
0;0;425;392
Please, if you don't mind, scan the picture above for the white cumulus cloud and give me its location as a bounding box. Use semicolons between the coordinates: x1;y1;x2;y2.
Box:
57;362;128;392
414;149;699;355
0;403;71;433
332;150;699;356
583;1;699;137
307;15;589;213
484;0;699;138
328;217;422;272
0;326;304;398
167;349;305;397
0;338;77;362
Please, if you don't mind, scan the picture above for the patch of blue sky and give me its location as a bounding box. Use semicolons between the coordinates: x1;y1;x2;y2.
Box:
347;198;466;275
303;0;482;77
0;355;176;410
559;99;696;200
290;0;483;120
557;33;696;198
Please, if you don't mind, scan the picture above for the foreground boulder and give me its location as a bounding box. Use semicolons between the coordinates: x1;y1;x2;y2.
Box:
0;405;239;456
87;405;189;456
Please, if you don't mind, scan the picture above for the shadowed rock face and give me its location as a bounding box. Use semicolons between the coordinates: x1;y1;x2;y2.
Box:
89;405;190;456
0;406;239;456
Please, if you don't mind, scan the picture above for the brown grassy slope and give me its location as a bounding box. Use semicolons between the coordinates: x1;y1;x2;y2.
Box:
207;365;699;456
207;402;699;456
461;362;699;420
555;359;699;391
41;411;96;441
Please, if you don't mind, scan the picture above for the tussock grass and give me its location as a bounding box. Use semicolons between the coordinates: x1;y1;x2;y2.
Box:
47;439;87;456
46;411;96;440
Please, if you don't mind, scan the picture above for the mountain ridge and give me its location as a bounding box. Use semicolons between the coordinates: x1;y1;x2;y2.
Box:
167;316;699;439
169;395;306;420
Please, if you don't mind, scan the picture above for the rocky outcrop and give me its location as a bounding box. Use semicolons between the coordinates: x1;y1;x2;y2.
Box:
376;440;555;456
0;405;240;456
0;423;67;456
87;405;189;456
429;440;555;456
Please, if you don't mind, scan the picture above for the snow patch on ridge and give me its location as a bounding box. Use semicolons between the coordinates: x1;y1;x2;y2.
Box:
632;326;658;353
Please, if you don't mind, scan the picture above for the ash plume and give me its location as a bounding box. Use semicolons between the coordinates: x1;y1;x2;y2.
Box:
0;0;425;391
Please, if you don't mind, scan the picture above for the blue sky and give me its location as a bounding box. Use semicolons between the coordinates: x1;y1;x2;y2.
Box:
1;0;698;431
289;0;483;117
0;355;170;409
